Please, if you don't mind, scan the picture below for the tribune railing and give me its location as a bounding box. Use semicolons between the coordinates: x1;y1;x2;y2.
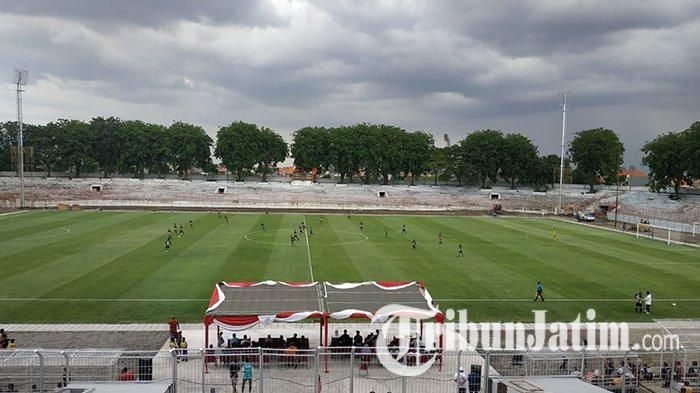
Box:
1;347;698;392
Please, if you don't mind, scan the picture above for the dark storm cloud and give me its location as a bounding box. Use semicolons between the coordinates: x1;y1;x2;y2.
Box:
0;0;283;27
0;0;699;165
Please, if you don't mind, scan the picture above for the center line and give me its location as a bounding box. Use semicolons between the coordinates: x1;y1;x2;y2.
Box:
303;215;314;282
303;215;323;312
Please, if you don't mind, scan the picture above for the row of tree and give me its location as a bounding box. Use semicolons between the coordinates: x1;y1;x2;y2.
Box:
642;121;699;198
1;117;697;195
0;118;214;178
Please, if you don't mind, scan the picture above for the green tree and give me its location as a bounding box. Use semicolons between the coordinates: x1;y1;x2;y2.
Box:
569;128;624;192
90;116;123;177
169;122;213;178
214;121;259;181
426;146;449;186
329;126;360;183
685;122;700;180
255;127;287;182
460;129;504;188
144;123;171;178
0;122;17;172
642;131;692;199
500;133;538;189
529;154;560;192
119;120;151;178
28;123;63;176
291;126;331;172
59;119;93;177
372;124;405;185
402;131;434;185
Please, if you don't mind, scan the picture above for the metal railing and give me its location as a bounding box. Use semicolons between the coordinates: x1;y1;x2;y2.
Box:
1;347;698;392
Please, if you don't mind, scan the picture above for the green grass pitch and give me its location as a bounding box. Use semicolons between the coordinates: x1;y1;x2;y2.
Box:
0;210;698;323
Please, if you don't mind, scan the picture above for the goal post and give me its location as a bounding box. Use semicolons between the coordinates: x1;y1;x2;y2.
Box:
693;222;698;237
636;222;672;245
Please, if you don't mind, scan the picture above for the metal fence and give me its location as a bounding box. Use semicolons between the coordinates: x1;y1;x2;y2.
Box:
1;347;699;392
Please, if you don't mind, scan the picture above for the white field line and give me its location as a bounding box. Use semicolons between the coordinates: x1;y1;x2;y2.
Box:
303;216;314;282
0;298;209;302
435;298;700;302
303;215;324;312
0;210;30;217
1;297;698;303
546;217;700;249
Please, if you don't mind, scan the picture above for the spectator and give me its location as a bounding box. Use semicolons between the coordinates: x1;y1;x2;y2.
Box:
53;382;63;393
454;366;467;393
229;333;241;347
353;331;363;347
681;381;693;393
604;358;615;377
242;361;253;393
7;383;17;392
169;338;178;353
468;366;481;393
241;335;251;347
688;361;699;378
217;331;224;348
0;329;8;348
641;363;654;380
205;344;217;366
675;361;685;381
661;362;672;388
167;317;179;340
118;367;136;381
340;330;351;345
7;339;16;349
179;336;189;362
31;384;38;392
229;362;239;393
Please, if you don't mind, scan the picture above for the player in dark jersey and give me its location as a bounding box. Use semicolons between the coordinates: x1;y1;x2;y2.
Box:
261;223;266;232
290;234;295;246
189;220;194;229
224;215;229;223
360;221;364;232
164;237;172;252
411;238;417;251
402;224;407;235
385;227;389;238
438;232;443;245
457;243;464;257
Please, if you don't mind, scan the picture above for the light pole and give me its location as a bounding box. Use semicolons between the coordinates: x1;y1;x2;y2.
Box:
557;91;568;215
14;69;29;208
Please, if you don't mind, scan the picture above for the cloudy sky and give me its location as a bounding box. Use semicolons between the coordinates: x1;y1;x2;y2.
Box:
1;0;699;166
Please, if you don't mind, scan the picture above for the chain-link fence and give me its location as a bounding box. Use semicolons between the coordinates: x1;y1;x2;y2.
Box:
1;347;699;392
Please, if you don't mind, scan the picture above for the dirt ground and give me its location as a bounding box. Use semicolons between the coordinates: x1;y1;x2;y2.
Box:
7;331;167;350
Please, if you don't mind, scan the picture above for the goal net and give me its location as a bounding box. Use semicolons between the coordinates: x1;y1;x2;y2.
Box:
636;222;672;245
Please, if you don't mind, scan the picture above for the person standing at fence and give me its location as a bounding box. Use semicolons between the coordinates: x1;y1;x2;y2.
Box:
179;336;188;362
229;363;239;393
454;366;467;393
468;366;481;393
241;361;253;393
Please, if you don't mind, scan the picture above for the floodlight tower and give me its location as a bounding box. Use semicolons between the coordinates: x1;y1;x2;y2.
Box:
443;134;451;147
14;68;28;208
557;91;568;215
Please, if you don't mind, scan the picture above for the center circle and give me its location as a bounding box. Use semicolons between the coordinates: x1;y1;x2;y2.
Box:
244;228;368;247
